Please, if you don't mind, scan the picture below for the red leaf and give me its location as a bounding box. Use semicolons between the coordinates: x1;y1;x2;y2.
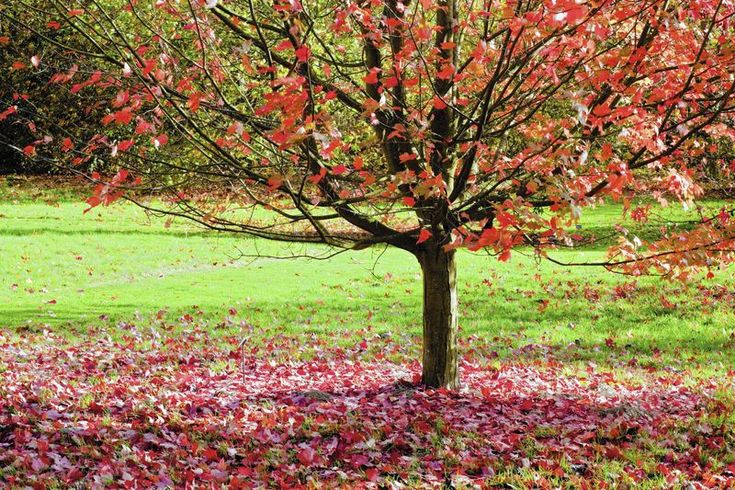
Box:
592;104;612;117
61;137;74;153
363;69;380;85
114;109;133;125
579;431;596;442
399;152;416;163
83;196;101;213
599;143;613;162
295;45;310;62
188;92;204;112
567;5;588;23
141;58;157;77
112;91;130;108
64;467;83;483
114;169;129;182
308;167;327;184
432;96;447;110
605;446;624;459
297;447;316;465
436;64;455;80
0;106;17;122
519;399;534;411
659;295;676;309
153;134;169;148
417;228;432;244
267;175;283;191
365;468;380;481
118;140;135;152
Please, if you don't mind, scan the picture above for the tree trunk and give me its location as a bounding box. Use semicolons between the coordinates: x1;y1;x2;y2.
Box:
417;246;459;389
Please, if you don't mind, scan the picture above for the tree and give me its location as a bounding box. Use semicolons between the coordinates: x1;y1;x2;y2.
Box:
3;0;735;388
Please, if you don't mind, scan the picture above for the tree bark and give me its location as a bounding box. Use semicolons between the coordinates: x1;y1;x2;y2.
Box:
417;246;459;389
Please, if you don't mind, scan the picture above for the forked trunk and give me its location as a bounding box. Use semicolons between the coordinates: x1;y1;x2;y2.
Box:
417;246;459;389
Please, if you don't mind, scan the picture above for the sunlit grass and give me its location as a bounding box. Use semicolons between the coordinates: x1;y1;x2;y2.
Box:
1;178;734;376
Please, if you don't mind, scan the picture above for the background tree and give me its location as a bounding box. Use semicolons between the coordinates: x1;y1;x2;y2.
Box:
0;2;122;174
3;0;735;388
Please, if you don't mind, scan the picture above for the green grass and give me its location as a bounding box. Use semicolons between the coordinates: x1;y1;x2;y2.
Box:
1;177;735;375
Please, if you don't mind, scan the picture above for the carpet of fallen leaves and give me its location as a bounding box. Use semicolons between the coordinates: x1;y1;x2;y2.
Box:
2;330;735;489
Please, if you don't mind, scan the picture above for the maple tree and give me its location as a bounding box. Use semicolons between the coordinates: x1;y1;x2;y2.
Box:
3;0;735;388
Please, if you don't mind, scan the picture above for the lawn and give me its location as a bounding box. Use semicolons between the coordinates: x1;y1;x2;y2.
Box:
2;178;734;370
2;178;735;487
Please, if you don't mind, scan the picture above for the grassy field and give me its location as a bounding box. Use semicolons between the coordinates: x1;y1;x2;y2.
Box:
1;178;734;373
3;178;735;488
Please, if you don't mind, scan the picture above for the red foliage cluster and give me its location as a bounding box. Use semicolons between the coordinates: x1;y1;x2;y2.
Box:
5;0;735;275
1;333;733;488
